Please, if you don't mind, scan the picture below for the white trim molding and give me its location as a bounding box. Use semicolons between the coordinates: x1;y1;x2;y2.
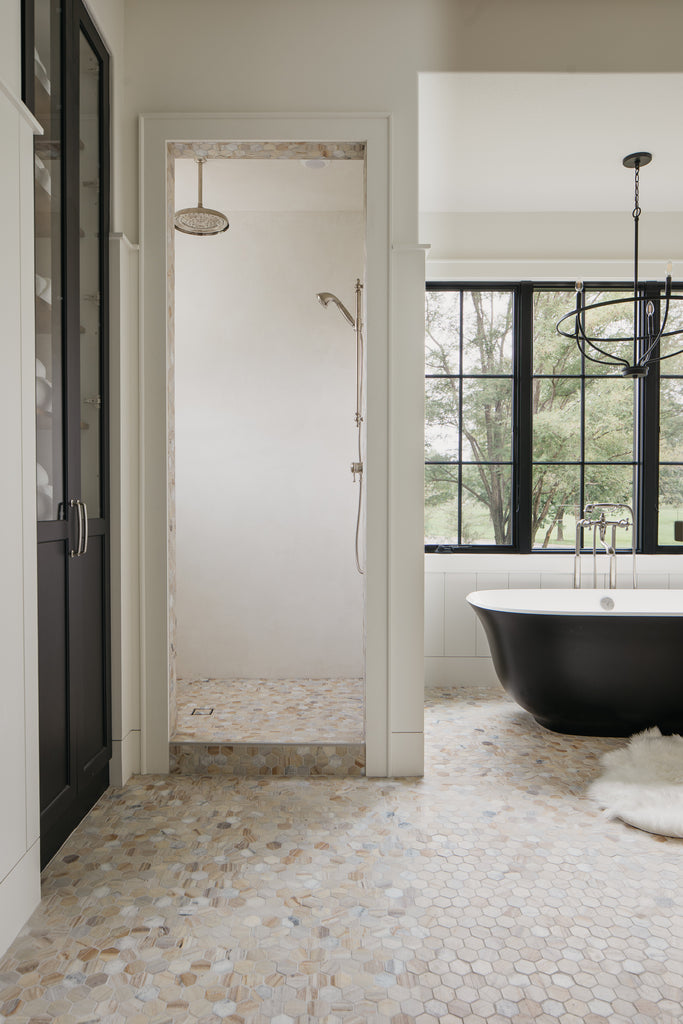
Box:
426;258;683;282
138;112;425;777
109;233;141;786
0;77;42;134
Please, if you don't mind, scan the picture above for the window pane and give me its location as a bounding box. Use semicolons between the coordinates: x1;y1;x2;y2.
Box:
462;291;513;373
461;464;512;545
584;378;634;462
581;290;637;373
425;464;458;545
532;378;581;461
534;290;582;375
659;379;683;461
658;292;683;372
425;378;459;460
425;291;460;375
659;466;683;545
532;465;580;549
462;378;512;462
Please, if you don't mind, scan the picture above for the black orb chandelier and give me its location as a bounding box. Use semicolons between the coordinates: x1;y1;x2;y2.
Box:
556;152;683;378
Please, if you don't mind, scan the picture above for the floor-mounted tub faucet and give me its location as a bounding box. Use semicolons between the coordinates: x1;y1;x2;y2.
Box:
574;503;636;590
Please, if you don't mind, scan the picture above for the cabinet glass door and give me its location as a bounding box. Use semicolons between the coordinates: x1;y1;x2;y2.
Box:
79;29;102;520
33;0;65;522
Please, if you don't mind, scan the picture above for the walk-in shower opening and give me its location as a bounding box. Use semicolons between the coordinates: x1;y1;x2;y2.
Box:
168;141;367;772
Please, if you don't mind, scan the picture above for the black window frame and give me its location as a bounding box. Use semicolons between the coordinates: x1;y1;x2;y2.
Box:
425;280;683;555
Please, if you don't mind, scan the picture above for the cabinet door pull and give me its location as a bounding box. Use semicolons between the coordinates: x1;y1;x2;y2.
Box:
68;498;88;556
69;498;82;557
79;500;88;555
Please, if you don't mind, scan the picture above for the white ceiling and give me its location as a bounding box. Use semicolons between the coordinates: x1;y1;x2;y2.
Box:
174;157;364;213
419;73;683;214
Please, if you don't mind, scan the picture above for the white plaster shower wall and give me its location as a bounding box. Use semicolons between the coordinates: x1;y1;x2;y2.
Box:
174;205;365;680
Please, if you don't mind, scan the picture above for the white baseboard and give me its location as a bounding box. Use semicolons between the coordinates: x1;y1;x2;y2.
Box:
110;729;141;787
388;731;424;777
0;840;40;959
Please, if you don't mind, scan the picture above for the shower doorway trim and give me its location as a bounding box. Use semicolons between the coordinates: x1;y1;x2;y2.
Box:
140;112;403;777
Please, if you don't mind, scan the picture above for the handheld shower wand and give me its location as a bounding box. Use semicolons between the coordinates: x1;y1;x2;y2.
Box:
316;291;355;328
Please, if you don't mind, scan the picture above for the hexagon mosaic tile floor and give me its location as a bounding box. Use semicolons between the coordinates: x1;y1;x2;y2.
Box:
173;678;365;743
2;686;682;1024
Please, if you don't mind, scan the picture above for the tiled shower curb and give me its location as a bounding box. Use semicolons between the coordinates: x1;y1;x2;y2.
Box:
169;741;366;777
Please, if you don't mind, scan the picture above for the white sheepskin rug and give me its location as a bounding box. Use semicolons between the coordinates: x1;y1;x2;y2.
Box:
587;727;683;837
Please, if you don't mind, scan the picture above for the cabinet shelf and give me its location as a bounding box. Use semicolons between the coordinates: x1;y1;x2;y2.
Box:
35;138;61;160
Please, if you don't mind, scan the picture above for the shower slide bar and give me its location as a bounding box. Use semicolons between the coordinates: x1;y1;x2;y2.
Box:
316;279;365;575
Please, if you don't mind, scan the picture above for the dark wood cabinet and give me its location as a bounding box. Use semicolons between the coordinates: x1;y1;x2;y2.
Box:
23;0;111;867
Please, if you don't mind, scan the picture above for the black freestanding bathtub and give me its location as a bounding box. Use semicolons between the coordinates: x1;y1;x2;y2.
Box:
467;589;683;736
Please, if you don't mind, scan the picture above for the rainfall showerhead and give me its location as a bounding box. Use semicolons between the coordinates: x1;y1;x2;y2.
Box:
175;158;229;236
316;291;355;328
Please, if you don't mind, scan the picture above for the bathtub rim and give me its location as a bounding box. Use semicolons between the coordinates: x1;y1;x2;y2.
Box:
466;588;683;616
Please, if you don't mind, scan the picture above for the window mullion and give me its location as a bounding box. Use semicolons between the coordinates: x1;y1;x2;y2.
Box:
516;284;533;552
457;290;463;546
640;284;660;552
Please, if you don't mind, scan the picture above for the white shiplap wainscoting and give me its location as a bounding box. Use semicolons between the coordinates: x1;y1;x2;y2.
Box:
425;553;683;689
0;77;42;958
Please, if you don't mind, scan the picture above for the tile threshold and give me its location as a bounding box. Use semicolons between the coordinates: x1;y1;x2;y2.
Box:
169;738;366;777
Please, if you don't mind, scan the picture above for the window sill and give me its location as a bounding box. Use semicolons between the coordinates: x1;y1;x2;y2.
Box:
424;551;682;573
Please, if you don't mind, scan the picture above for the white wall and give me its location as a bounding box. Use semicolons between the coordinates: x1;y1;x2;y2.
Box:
421;212;683;268
175;207;365;680
0;76;41;957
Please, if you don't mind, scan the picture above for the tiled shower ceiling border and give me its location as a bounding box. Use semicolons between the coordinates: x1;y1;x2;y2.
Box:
169;140;365;160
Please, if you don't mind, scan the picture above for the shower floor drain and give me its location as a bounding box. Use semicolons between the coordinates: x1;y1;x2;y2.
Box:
191;707;214;716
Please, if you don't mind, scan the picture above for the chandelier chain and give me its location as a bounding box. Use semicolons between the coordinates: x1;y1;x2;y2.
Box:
633;162;641;220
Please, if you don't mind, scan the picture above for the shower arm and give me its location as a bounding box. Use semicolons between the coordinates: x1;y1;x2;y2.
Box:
197;158;204;207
